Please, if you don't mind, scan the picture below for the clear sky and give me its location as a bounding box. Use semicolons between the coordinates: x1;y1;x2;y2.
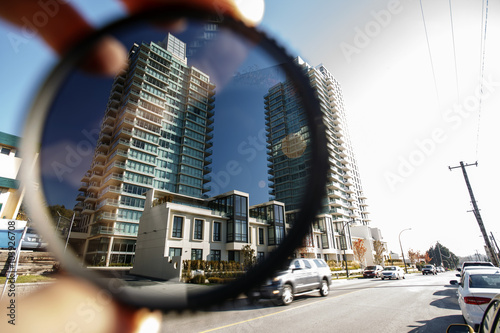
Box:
1;0;499;259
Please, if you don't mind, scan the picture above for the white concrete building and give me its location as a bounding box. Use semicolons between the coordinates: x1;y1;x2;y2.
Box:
0;132;24;220
131;189;287;280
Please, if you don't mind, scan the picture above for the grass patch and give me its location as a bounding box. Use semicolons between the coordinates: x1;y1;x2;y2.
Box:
0;275;56;284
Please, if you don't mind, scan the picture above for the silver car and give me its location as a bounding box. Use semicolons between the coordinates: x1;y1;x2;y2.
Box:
251;258;332;305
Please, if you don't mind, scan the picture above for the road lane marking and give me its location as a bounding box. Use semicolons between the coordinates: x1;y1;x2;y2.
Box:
199;289;361;333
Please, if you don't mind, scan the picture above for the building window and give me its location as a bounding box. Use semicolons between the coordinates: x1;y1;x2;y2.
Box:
227;219;247;242
172;216;183;238
1;148;10;155
112;239;136;253
193;219;203;240
191;249;202;260
228;250;240;262
210;250;221;261
257;252;265;262
213;221;221;241
169;247;182;257
258;228;264;245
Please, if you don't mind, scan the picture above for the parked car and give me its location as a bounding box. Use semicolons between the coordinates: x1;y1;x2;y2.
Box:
381;266;405;280
459;261;496;272
248;258;332;305
447;293;500;333
21;227;48;250
450;268;500;331
460;266;500;278
422;264;437;275
363;265;384;278
437;266;445;273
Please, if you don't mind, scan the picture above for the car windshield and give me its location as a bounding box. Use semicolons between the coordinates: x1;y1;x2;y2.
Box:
384;267;396;271
469;274;500;289
365;266;376;270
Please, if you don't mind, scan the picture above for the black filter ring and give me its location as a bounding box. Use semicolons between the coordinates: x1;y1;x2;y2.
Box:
20;5;329;311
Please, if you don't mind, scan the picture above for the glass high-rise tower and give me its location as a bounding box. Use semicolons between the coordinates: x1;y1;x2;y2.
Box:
74;34;216;266
265;58;370;260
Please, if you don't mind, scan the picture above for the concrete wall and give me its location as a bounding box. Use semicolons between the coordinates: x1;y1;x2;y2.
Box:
130;190;182;281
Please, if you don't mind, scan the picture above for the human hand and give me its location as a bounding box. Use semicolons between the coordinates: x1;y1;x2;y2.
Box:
0;2;260;332
0;0;254;75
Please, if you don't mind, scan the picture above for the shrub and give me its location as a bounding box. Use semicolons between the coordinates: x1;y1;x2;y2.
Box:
208;277;221;284
190;275;206;284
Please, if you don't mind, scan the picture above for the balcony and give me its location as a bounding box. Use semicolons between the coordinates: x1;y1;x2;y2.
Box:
105;161;126;174
99;185;121;199
94;212;118;223
76;192;86;201
74;202;83;211
82;204;95;214
84;194;98;203
116;128;132;139
103;173;124;186
96;198;119;211
81;171;91;182
78;182;88;191
108;149;128;162
91;225;137;237
111;138;130;151
91;161;105;170
89;171;103;182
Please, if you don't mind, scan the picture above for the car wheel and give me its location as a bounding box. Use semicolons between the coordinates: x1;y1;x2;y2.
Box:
279;284;293;306
381;277;385;280
247;295;259;305
403;275;405;279
319;279;329;297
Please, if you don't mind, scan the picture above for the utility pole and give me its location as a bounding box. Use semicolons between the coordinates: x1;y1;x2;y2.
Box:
491;232;500;257
449;161;499;267
436;242;443;267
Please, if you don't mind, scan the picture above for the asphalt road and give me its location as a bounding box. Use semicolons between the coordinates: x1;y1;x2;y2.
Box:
161;271;463;333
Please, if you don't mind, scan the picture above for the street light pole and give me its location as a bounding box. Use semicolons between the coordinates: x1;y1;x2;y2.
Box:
340;221;352;278
399;228;411;274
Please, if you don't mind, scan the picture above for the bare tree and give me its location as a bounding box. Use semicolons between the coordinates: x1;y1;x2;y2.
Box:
353;239;367;268
407;249;419;266
373;240;385;265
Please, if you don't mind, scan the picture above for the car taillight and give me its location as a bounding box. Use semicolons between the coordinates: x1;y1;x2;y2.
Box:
464;296;491;305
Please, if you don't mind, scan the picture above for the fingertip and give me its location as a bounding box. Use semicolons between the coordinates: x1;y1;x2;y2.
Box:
80;36;128;76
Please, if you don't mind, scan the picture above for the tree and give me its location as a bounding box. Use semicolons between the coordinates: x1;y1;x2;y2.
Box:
426;242;459;269
353;239;367;268
48;205;74;220
373;240;385;265
407;249;420;266
241;245;256;270
425;252;432;264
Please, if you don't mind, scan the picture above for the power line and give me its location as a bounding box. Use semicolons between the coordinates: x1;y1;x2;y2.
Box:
476;0;489;160
419;0;441;108
448;0;460;102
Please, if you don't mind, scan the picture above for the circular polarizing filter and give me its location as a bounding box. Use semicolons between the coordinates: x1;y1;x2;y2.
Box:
20;7;328;310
